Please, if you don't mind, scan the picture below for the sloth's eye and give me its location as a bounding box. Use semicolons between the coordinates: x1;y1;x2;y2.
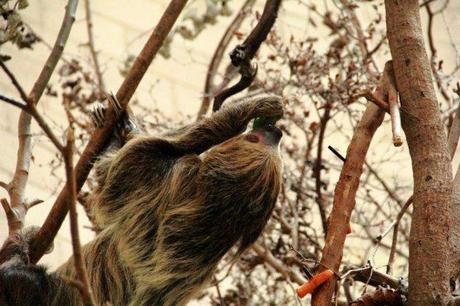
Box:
246;134;259;143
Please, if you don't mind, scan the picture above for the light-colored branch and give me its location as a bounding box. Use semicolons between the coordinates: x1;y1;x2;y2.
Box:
388;88;403;146
6;0;78;237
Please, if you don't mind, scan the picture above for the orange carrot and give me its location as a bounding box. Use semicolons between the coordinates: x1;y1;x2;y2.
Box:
347;223;352;234
296;269;334;298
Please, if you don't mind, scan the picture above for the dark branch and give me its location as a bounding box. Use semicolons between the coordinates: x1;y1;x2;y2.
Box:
212;0;282;111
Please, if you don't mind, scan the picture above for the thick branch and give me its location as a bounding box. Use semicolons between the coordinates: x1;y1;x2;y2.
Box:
29;0;189;264
311;62;395;305
386;1;454;305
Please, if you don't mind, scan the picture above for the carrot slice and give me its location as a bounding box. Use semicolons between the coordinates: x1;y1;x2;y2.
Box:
296;269;334;298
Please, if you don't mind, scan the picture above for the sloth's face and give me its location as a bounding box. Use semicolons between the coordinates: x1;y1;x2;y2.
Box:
245;124;283;147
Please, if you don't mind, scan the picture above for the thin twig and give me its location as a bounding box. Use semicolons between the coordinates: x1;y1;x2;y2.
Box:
252;243;306;285
0;61;29;102
63;127;95;305
84;0;105;95
314;106;331;236
0;94;27;110
386;196;413;274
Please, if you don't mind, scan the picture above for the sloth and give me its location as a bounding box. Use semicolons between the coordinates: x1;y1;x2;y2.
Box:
0;95;284;306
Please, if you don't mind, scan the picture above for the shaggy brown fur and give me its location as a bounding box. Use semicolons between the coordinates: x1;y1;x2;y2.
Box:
0;95;284;306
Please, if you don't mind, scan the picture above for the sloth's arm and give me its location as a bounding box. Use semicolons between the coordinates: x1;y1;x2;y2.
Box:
169;95;283;155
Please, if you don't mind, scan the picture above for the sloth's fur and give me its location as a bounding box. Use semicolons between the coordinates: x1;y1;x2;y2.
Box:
0;96;283;306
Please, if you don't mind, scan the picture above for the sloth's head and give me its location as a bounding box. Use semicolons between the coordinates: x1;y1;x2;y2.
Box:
200;123;283;202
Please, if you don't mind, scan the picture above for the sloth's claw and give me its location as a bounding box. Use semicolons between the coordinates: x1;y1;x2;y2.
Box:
107;92;123;116
91;103;106;128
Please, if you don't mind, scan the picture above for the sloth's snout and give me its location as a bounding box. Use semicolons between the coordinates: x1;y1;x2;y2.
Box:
262;124;282;144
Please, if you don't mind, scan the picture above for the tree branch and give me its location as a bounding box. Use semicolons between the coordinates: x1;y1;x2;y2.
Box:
0;0;77;237
311;62;395;305
84;0;106;95
314;106;331;236
212;0;282;111
386;1;454;304
63;128;95;305
196;0;255;120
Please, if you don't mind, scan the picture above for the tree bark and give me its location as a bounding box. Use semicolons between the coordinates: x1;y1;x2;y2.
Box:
385;1;453;305
311;62;395;305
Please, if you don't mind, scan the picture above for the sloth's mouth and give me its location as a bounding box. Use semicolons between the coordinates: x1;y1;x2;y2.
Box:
252;124;282;146
262;124;282;143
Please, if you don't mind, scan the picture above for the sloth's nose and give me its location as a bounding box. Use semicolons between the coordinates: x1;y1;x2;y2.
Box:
262;124;282;144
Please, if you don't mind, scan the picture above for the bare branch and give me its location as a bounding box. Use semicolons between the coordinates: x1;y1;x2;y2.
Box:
84;0;105;95
0;61;29;102
196;0;255;120
387;196;413;275
212;0;282;111
312;62;395;306
63;127;95;305
5;0;78;238
314;106;331;236
0;94;28;110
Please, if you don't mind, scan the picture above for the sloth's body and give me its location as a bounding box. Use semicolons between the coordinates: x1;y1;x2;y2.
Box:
0;96;283;306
